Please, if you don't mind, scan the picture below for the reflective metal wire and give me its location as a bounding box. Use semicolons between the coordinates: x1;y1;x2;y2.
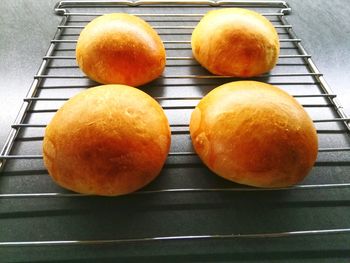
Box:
1;0;349;248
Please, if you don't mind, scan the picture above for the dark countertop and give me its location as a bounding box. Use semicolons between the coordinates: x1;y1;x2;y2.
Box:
0;0;349;148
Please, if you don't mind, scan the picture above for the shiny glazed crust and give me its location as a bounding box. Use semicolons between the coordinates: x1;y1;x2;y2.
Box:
43;85;171;196
189;81;318;188
76;13;166;86
191;8;280;77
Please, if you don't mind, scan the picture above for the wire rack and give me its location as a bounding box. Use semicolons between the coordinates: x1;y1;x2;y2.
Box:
1;0;350;261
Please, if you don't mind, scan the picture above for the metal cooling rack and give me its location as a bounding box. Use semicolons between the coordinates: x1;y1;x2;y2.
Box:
1;0;350;260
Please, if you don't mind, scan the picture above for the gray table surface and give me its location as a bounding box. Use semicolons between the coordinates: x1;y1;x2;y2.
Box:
0;0;349;149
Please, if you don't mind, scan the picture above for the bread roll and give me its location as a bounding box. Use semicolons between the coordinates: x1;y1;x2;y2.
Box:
76;13;166;86
191;8;280;77
43;85;171;196
190;81;318;188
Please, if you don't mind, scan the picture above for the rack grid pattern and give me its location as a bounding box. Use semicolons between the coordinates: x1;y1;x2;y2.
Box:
1;1;350;260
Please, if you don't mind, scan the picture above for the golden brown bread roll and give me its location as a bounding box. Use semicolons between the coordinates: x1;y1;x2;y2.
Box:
43;85;171;196
76;13;166;86
190;81;318;188
191;8;280;77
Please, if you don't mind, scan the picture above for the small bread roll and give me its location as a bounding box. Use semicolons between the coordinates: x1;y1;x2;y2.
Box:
190;81;318;188
76;13;166;86
43;85;171;196
191;8;280;77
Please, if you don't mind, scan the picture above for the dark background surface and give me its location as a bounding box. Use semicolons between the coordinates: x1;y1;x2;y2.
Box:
0;1;350;262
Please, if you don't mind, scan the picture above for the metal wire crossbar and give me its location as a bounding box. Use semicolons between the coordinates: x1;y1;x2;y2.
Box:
1;228;350;247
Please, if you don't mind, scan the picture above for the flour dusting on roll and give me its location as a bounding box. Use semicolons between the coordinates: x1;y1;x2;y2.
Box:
190;81;318;188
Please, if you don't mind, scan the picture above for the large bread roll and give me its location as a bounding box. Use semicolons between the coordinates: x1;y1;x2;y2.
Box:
76;13;166;86
43;85;171;196
191;8;280;77
190;81;318;188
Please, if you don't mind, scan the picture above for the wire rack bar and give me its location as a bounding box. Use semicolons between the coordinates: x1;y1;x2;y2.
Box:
62;12;284;16
9;104;337;113
57;24;293;29
5;101;344;110
1;183;350;199
35;82;319;89
54;0;292;11
11;122;346;129
50;38;301;43
8;126;350;137
21;94;337;102
318;147;350;152
43;54;311;60
1;228;350;247
313;118;350;123
12;124;47;128
33;73;322;79
2;144;349;160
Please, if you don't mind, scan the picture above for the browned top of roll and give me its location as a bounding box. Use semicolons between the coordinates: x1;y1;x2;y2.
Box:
76;13;166;86
190;81;318;188
191;8;280;77
43;85;171;196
